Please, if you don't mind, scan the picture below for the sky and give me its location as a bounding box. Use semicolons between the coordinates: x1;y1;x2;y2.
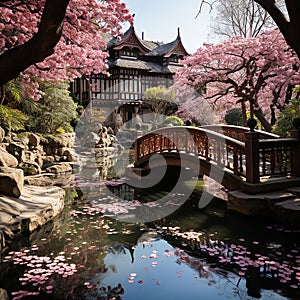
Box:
123;0;216;53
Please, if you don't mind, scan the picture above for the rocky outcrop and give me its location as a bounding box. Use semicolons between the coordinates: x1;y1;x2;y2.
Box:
0;126;70;255
0;146;18;167
1;130;74;176
0;167;24;198
0;185;65;251
96;126;113;148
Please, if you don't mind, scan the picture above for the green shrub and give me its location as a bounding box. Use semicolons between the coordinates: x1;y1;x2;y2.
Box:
21;81;77;134
163;115;184;126
0;105;28;131
273;98;300;137
225;108;243;126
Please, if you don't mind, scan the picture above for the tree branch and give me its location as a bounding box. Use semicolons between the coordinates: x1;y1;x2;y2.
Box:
254;0;300;58
0;0;71;85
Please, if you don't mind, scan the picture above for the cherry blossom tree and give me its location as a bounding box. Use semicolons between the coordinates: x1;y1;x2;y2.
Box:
174;29;300;131
175;93;218;126
0;0;133;99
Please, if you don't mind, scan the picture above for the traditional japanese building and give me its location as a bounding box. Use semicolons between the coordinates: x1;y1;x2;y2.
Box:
71;25;189;125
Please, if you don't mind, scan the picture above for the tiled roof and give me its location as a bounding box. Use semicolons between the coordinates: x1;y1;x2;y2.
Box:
108;58;151;70
108;58;182;74
139;39;162;51
145;38;179;56
106;26;185;55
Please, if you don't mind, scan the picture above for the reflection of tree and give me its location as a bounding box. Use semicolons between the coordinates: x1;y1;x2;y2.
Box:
159;224;300;299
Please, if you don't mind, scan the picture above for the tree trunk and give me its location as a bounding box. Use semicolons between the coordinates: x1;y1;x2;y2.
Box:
253;107;272;132
241;101;247;126
0;0;70;85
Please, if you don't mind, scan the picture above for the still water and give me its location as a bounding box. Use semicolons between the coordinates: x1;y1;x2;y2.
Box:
0;154;299;300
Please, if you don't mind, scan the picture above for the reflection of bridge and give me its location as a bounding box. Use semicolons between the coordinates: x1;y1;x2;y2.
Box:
134;124;300;193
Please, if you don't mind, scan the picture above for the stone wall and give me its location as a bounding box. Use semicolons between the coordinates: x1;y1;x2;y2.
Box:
1;130;74;176
0;127;74;197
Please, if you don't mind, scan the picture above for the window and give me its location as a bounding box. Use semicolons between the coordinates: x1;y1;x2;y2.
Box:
120;47;138;58
168;54;178;63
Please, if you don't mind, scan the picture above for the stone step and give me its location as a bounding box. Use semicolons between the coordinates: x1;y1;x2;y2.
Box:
285;187;300;197
241;176;300;194
271;198;300;227
228;190;296;217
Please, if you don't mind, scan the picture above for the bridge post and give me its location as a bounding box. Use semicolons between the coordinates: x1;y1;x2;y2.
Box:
245;119;260;183
291;118;300;177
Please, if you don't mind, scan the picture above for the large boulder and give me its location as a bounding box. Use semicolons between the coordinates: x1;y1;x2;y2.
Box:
0;147;18;167
0;185;65;240
0;167;24;198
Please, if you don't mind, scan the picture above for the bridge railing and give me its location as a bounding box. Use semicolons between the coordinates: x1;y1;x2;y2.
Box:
134;126;300;185
201;124;279;142
245;130;300;183
134;126;247;177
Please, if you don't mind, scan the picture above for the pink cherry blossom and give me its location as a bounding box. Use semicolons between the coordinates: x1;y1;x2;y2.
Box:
0;0;133;99
174;29;300;131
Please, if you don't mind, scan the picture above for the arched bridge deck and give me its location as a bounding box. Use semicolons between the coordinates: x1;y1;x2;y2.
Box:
134;125;300;192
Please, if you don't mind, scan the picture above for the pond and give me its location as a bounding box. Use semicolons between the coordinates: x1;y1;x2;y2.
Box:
0;151;299;300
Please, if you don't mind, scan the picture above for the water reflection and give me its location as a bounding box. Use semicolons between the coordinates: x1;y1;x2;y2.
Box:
0;154;299;300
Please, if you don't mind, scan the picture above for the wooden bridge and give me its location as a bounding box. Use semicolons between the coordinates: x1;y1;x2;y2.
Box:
133;123;300;193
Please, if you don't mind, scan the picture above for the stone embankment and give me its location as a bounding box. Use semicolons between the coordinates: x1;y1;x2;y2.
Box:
0;123;126;253
0;127;75;253
228;185;300;227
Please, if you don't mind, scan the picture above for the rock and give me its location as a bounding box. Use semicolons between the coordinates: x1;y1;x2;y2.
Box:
25;176;54;186
44;146;57;156
63;133;74;148
19;161;41;175
24;150;36;163
28;132;40;148
0;185;65;239
107;126;114;135
285;187;300;197
0;146;18;167
34;151;43;167
6;142;25;163
43;135;62;149
62;148;73;162
15;132;29;146
45;162;72;174
0;288;9;300
0;126;5;143
2;135;12;143
41;155;55;169
44;134;74;149
0;167;24;198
